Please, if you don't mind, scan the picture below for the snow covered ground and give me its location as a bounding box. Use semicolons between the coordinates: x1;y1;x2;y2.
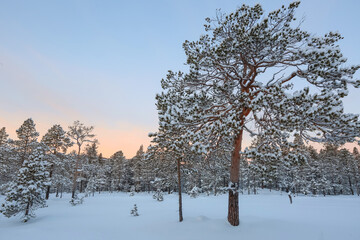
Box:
1;190;359;240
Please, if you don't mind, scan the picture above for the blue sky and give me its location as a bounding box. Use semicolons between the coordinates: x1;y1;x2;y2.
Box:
0;0;359;157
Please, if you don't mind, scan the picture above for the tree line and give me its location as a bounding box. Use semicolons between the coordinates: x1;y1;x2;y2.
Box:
0;117;359;222
0;119;148;221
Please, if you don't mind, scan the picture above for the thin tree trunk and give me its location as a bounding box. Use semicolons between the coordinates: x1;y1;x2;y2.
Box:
20;140;29;166
354;175;360;196
45;167;53;200
228;128;243;226
80;180;83;193
288;192;293;204
46;150;57;200
25;201;30;216
348;176;354;195
177;158;183;222
72;146;81;199
24;199;31;222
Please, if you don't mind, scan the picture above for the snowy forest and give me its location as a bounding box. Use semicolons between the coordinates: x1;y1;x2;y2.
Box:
1;1;360;240
1;116;360;222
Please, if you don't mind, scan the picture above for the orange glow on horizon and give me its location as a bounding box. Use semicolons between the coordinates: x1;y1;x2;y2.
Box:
1;113;359;159
0;114;154;159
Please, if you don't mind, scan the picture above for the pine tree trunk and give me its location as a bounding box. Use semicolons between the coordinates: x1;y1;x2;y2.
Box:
24;200;30;222
228;189;239;224
354;175;360;196
228;128;243;226
45;167;53;200
348;176;354;195
20;140;29;166
72;167;78;199
288;193;293;204
177;158;183;222
80;180;83;193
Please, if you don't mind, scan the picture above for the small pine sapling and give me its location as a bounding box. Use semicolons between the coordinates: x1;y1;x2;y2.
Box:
153;189;164;201
130;204;139;216
129;186;135;196
189;186;201;198
69;194;84;206
288;191;293;204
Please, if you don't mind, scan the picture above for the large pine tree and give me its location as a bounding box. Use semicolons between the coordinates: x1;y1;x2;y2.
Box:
154;2;360;225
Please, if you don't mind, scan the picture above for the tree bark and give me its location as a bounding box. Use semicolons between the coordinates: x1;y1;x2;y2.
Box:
177;158;183;222
227;128;243;226
228;188;239;225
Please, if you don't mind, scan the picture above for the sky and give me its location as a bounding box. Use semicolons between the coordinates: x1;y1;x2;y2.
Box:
0;0;359;158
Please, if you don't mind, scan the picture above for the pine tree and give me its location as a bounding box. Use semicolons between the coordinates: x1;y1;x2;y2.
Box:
146;146;178;194
42;124;72;154
204;143;231;195
0;128;17;188
82;142;99;194
67;121;96;200
338;148;357;195
107;151;125;192
15;118;39;165
153;189;164;201
130;204;139;216
155;2;360;225
0;145;50;222
0;127;9;146
52;153;73;198
120;159;134;192
132;145;145;192
85;142;99;164
41;124;72;199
